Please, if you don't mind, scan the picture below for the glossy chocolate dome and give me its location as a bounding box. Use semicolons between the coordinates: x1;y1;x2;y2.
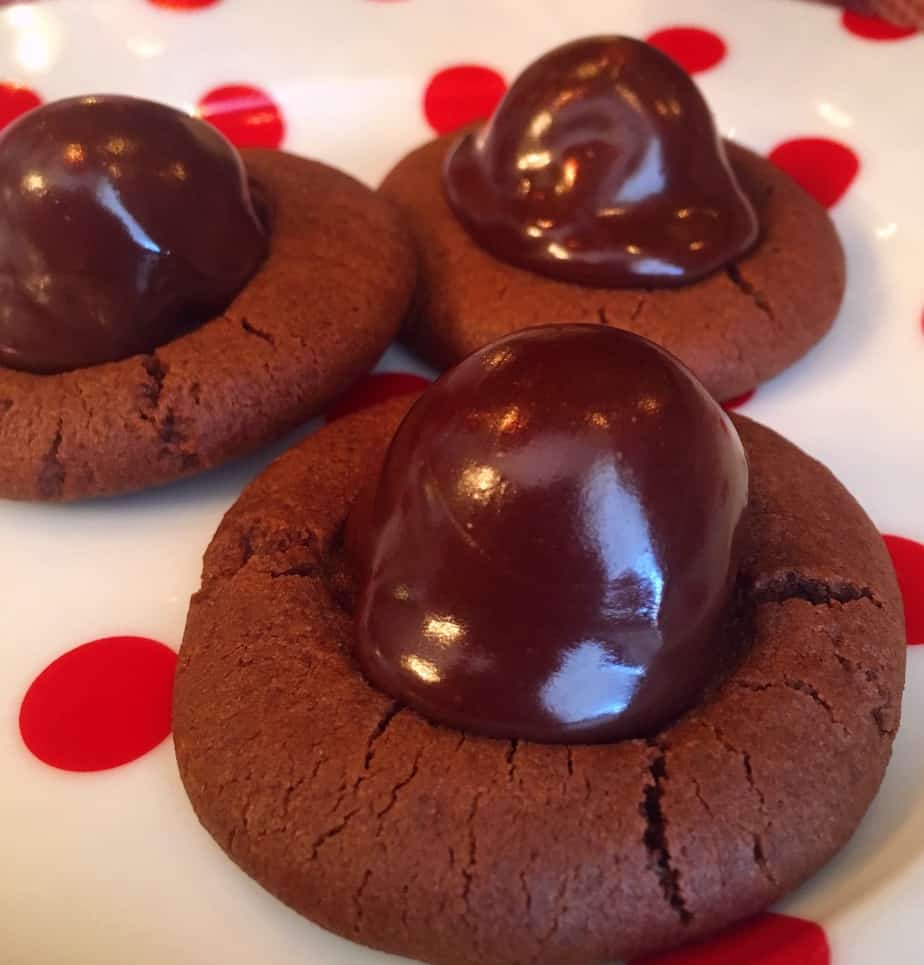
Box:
353;325;749;743
444;36;757;288
0;94;267;374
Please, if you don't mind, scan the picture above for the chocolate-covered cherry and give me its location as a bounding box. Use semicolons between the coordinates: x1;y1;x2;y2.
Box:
444;36;758;288
352;325;749;743
0;95;267;374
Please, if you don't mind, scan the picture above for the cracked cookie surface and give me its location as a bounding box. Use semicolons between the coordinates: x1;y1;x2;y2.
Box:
379;138;844;402
0;149;416;501
173;397;904;965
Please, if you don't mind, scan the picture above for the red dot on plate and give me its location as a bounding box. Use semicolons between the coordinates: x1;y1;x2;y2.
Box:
645;26;728;74
768;138;859;209
147;0;221;7
196;84;285;149
722;388;756;411
423;64;508;135
19;636;177;772
883;534;924;646
841;11;917;40
0;82;41;133
327;372;431;422
148;0;220;6
631;913;829;965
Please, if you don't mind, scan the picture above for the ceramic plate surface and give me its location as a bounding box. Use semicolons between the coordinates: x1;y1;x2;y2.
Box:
1;2;923;963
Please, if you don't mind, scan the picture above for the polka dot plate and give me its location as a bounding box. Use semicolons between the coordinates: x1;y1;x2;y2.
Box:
1;1;922;963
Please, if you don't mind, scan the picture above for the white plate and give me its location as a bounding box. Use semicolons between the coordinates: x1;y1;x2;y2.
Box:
1;1;923;963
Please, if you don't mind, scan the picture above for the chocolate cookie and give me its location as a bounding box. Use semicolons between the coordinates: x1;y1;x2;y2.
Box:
173;396;904;965
0;149;415;500
380;135;845;402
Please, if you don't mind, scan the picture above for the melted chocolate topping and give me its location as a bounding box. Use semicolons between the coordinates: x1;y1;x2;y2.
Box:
353;325;749;743
444;36;757;288
0;94;267;374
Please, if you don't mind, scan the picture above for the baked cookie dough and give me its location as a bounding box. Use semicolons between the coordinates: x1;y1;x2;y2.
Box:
380;138;844;402
0;149;415;500
174;395;903;965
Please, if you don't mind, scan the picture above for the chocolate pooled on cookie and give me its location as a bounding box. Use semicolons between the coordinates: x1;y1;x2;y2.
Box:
380;35;845;401
0;94;416;500
175;326;903;965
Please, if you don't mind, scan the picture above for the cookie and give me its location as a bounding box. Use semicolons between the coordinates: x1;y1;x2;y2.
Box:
0;148;416;501
379;135;845;402
173;395;904;965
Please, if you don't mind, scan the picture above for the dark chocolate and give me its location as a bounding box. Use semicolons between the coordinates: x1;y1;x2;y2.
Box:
353;325;749;743
0;94;266;374
444;36;758;289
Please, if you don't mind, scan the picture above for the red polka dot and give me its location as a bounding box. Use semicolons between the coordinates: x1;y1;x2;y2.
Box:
196;84;285;149
0;83;41;133
148;0;219;6
327;372;431;422
841;11;917;40
19;636;177;772
632;913;829;965
883;534;924;645
148;0;220;7
645;27;728;74
423;65;507;135
722;388;755;411
768;138;859;209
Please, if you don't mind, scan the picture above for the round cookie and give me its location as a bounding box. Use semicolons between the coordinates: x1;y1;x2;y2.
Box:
0;149;416;501
379;136;845;402
174;396;904;965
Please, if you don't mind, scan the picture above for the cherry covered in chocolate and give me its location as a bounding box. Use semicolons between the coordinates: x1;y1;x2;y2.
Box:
0;95;267;374
444;36;758;288
352;325;749;743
